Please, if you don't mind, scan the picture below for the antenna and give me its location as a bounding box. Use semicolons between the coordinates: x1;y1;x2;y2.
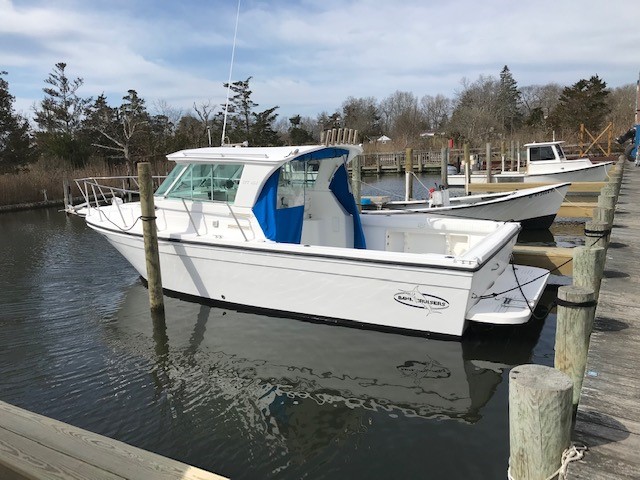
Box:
221;0;241;146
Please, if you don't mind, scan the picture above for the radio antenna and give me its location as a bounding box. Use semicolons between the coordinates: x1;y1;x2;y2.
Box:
221;0;241;146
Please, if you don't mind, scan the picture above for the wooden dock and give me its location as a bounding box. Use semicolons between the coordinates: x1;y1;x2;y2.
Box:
567;163;640;478
0;400;227;480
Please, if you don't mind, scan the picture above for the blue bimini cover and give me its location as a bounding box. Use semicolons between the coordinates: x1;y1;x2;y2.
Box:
329;163;366;249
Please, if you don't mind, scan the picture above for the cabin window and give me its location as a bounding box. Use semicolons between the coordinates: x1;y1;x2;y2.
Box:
529;146;555;162
163;163;244;203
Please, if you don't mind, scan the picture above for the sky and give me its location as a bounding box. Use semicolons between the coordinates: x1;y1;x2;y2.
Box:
2;0;639;122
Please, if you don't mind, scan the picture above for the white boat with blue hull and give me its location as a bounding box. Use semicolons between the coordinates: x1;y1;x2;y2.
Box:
83;141;549;337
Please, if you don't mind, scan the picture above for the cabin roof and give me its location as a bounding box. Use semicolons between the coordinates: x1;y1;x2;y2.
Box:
523;141;565;148
166;144;363;165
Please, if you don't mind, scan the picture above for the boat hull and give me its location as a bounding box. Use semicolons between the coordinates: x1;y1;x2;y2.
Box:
447;162;612;186
368;183;570;230
87;221;545;338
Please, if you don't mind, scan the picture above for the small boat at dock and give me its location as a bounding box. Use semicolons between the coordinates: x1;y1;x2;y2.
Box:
447;140;613;185
362;182;571;230
80;140;549;337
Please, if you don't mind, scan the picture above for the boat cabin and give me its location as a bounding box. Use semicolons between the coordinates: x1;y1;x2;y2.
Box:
158;145;365;249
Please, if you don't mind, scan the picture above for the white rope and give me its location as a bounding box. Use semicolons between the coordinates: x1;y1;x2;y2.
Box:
507;444;587;480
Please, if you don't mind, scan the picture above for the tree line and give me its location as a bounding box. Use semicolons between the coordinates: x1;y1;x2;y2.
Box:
0;63;636;174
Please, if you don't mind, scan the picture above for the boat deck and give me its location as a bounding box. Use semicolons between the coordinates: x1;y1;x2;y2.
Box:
567;163;640;478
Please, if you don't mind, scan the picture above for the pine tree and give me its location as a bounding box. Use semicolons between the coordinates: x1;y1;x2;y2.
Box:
497;66;522;134
33;62;91;167
0;71;36;172
549;75;610;134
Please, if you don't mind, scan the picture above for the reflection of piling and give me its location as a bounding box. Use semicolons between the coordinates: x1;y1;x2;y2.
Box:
509;364;573;480
138;162;165;316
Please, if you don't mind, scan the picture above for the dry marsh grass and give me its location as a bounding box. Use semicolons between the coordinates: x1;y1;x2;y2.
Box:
0;159;170;207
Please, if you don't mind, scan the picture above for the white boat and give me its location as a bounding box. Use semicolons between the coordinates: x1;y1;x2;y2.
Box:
447;140;613;185
363;182;571;230
83;142;549;337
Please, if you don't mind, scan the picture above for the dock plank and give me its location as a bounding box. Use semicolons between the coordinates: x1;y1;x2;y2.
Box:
0;401;227;480
567;162;640;479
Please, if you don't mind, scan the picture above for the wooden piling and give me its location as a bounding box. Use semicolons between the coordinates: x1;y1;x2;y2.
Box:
485;142;492;183
138;162;165;315
405;147;413;201
352;154;362;211
554;285;597;407
440;147;449;187
572;246;606;301
592;206;614;228
584;220;610;250
464;143;470;195
509;364;573;480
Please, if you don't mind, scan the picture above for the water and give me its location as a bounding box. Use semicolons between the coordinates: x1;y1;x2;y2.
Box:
0;182;565;479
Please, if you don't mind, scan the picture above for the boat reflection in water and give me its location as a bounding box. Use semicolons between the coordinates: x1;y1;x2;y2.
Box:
109;283;546;442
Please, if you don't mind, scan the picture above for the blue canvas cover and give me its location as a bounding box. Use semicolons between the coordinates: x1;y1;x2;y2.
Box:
252;148;366;249
329;163;366;249
252;169;304;244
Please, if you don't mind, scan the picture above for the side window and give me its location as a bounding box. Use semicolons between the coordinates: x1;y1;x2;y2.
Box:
530;146;555;162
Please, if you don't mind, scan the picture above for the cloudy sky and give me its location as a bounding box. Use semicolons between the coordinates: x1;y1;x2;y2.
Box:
2;0;639;121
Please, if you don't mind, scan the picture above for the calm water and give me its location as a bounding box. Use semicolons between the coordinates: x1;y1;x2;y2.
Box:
0;177;566;479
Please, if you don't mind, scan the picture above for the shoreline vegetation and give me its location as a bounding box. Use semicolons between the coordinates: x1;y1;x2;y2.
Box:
0;159;170;211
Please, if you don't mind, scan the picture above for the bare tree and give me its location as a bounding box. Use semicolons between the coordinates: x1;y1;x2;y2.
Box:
420;94;452;132
379;91;425;147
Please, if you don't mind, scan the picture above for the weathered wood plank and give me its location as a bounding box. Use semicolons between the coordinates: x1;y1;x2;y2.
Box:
467;181;605;194
0;401;227;480
557;201;597;218
0;427;120;480
512;245;574;275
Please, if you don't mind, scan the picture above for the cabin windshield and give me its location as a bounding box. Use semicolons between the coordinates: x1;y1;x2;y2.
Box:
529;146;556;162
555;144;566;159
159;163;245;203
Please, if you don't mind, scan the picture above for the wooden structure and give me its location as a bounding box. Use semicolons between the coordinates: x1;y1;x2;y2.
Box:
0;400;227;480
566;161;640;478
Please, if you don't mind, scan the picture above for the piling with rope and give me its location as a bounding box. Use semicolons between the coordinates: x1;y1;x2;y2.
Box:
554;285;597;408
138;162;165;316
584;220;610;250
508;364;573;480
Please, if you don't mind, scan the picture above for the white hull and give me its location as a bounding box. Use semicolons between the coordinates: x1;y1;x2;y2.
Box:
88;207;547;337
367;183;570;229
81;143;550;338
447;162;611;186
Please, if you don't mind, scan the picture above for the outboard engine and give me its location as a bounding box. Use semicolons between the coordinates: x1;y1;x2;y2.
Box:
616;126;639;163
